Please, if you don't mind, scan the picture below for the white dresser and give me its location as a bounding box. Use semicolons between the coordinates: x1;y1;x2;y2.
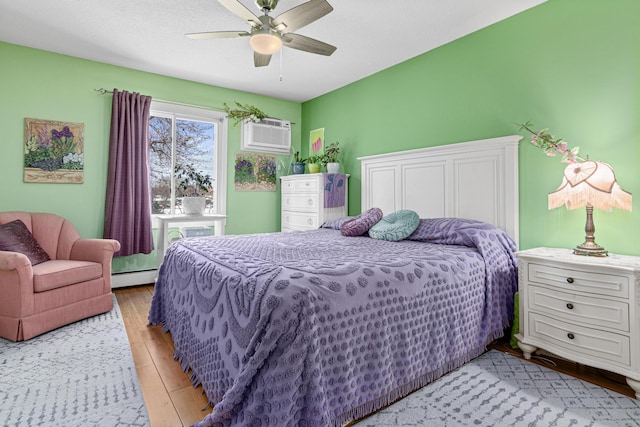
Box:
515;247;640;398
280;173;348;232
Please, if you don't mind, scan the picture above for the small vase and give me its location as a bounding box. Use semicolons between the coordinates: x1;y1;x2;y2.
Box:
291;162;305;174
326;162;340;174
181;197;206;215
308;163;321;174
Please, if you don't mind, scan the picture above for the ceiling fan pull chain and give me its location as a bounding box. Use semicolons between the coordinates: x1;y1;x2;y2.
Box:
279;49;283;82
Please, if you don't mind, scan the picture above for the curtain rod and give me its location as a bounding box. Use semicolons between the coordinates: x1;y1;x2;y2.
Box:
94;88;293;124
94;88;226;113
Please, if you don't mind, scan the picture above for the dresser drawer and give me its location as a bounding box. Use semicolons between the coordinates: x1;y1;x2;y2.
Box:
527;285;629;332
528;312;630;366
528;263;629;298
281;177;319;194
282;193;319;212
282;211;319;230
281;174;348;232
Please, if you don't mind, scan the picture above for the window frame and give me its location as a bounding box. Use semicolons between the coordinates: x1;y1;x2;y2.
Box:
149;100;228;220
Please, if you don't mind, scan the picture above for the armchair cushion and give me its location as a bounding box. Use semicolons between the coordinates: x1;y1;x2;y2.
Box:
32;260;103;293
0;220;50;266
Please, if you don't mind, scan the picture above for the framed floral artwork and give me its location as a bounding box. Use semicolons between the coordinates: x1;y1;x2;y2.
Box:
24;118;85;183
234;152;277;191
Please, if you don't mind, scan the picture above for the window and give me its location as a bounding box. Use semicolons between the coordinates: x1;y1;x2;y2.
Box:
148;101;227;216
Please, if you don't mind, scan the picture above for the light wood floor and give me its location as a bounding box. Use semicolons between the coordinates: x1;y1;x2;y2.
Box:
114;285;213;427
114;285;636;427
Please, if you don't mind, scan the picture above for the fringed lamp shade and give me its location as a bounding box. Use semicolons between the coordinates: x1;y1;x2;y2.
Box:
548;160;632;256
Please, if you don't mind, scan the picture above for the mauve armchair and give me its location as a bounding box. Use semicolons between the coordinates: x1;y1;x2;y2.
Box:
0;211;120;341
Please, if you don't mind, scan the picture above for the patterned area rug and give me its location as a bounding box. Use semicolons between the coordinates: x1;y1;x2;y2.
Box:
353;350;640;426
0;296;149;426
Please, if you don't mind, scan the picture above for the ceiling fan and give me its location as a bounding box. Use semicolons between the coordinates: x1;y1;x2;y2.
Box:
186;0;337;67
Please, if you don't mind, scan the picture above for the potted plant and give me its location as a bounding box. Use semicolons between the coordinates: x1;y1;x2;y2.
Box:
174;163;213;215
291;151;306;175
322;141;341;174
307;154;322;173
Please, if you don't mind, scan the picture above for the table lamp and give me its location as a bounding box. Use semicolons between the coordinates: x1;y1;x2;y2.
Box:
548;160;632;256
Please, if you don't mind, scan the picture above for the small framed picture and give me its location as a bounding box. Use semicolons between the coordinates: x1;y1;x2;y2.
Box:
309;128;325;157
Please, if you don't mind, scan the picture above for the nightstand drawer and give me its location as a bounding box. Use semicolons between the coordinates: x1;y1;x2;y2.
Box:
282;194;319;211
528;263;629;298
528;312;630;366
281;177;319;194
527;285;629;332
282;211;319;230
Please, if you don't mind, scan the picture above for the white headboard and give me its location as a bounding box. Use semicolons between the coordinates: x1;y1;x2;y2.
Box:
358;135;521;246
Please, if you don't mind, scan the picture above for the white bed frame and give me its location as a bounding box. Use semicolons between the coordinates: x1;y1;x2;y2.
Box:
358;135;521;246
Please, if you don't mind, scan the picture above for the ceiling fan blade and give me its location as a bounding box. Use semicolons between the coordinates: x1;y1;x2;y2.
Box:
282;33;336;56
254;52;272;67
218;0;262;27
272;0;333;33
185;31;249;39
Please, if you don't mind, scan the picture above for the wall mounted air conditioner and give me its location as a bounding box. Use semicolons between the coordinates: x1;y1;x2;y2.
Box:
241;118;291;154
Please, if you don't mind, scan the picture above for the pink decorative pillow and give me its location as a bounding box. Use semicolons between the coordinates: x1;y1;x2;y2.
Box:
340;208;384;237
0;219;50;265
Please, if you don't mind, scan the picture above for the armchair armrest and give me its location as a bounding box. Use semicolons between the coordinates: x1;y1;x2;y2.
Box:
0;250;32;271
70;239;121;264
70;239;121;292
0;250;35;318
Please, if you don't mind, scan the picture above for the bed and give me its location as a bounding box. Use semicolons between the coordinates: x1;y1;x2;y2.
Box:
148;135;523;427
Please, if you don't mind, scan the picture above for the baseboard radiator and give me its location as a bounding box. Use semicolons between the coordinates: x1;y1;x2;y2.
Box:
111;270;157;288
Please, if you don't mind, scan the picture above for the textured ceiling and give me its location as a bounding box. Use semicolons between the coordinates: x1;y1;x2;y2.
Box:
0;0;546;102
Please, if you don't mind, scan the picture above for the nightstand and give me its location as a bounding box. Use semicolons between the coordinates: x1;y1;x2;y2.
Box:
515;247;640;399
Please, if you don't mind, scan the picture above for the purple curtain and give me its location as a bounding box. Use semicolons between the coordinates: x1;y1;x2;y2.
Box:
103;89;154;256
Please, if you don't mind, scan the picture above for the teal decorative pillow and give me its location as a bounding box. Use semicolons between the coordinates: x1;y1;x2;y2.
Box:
368;210;420;242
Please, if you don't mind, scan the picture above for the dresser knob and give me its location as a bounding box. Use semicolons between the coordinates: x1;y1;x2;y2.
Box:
307;199;313;205
566;277;574;284
566;303;574;310
567;333;575;340
307;218;313;225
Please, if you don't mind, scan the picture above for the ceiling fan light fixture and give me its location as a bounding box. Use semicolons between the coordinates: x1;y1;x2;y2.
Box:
250;30;282;55
193;0;336;66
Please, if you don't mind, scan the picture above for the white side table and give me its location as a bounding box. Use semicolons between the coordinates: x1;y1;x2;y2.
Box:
155;213;227;268
515;247;640;398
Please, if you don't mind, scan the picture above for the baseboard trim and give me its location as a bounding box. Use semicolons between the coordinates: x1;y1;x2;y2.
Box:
112;270;157;288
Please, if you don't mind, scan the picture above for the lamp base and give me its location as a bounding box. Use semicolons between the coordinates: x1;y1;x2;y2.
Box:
572;205;608;257
573;241;608;257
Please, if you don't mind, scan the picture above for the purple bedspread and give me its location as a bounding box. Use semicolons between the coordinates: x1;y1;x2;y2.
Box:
148;218;518;427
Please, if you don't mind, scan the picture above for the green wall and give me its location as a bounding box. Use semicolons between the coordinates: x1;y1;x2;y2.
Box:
0;42;302;272
1;0;638;275
302;0;639;256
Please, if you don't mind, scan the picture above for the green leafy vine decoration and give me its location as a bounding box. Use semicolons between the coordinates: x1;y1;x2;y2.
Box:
223;102;268;127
